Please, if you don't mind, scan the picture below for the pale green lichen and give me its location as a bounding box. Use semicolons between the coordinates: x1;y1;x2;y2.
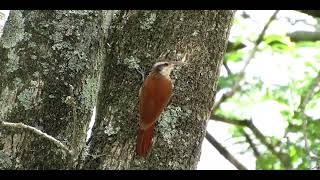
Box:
158;105;193;146
1;11;24;49
32;72;39;78
80;77;98;110
0;78;23;118
17;88;36;110
168;161;180;168
40;62;50;75
64;95;76;108
102;11;115;35
0;87;16;119
192;30;199;36
158;105;182;145
52;42;72;51
140;13;157;30
66;10;93;16
16;79;43;110
13;77;23;89
50;31;63;43
23;32;32;41
104;121;120;136
48;94;55;99
6;49;20;73
0;151;12;169
31;55;37;60
105;106;119;122
102;106;121;136
123;56;141;70
50;30;75;52
65;50;88;72
30;80;38;86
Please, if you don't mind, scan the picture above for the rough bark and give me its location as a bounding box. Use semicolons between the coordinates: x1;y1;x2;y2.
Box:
0;10;108;169
84;10;235;170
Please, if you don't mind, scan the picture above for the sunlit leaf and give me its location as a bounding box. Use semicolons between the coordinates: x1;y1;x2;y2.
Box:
256;153;280;170
295;41;320;48
225;51;245;62
218;74;238;89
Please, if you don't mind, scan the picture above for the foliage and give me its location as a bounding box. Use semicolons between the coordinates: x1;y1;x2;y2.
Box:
214;10;320;170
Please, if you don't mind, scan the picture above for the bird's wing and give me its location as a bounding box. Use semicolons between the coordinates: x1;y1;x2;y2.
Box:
139;78;172;130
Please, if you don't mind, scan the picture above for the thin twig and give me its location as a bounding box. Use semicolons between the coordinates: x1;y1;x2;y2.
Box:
205;131;248;170
212;10;280;112
210;114;292;169
240;10;279;74
223;61;232;76
299;71;320;162
0;121;73;156
211;115;276;155
240;129;261;158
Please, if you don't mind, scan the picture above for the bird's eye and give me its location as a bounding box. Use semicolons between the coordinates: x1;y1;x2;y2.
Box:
163;62;169;66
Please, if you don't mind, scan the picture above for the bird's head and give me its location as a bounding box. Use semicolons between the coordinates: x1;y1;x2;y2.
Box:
152;61;185;77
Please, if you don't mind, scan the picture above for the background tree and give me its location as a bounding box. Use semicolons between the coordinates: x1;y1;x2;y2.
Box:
0;10;111;169
83;10;234;170
204;10;320;170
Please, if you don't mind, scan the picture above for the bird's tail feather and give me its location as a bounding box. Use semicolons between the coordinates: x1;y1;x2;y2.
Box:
136;124;155;156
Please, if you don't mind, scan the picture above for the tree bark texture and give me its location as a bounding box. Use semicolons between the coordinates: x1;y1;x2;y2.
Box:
84;10;235;170
0;10;110;169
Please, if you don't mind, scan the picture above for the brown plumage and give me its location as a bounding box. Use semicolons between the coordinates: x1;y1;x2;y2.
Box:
136;61;184;156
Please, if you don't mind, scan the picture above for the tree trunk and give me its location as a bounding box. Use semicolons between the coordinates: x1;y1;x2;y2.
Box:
0;10;111;169
0;10;234;170
84;10;235;170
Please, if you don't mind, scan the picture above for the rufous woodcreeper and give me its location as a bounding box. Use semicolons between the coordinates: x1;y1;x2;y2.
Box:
136;61;184;156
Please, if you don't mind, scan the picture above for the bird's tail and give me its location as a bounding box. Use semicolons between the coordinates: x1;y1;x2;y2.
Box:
136;124;155;156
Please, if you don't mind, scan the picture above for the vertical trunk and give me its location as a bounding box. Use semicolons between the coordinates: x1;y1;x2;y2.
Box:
0;10;108;169
85;10;235;170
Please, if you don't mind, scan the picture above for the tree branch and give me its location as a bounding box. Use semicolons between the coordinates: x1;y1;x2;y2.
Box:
0;121;73;156
298;71;320;162
212;10;280;112
210;114;292;169
239;10;279;76
226;41;246;52
288;31;320;42
298;10;320;18
223;61;232;76
205;131;248;170
211;115;274;153
240;129;261;158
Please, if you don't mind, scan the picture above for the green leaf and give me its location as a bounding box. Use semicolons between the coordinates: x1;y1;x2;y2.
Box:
256;153;280;170
262;86;290;106
289;145;298;161
218;74;238;89
295;41;320;48
231;127;244;138
280;109;291;119
271;43;289;52
263;34;290;52
304;61;317;72
264;35;287;44
225;51;244;62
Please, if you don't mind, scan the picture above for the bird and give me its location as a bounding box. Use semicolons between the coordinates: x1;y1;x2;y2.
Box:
136;61;185;156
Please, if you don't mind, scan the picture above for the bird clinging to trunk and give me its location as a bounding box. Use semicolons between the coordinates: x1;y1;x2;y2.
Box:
136;61;185;156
